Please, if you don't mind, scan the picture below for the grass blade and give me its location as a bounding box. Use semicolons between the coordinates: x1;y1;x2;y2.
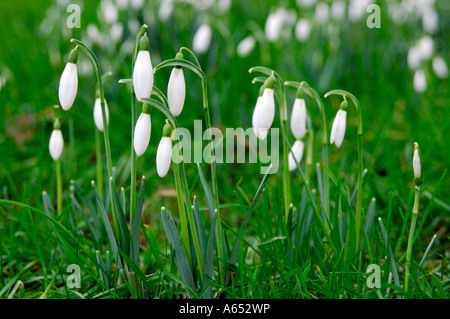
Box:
161;207;196;295
378;217;401;298
131;176;145;265
110;177;131;256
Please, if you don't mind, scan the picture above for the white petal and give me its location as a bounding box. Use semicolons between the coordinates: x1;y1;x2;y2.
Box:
413;148;421;178
49;129;64;160
432;56;448;79
193;24;212;54
334;110;347;148
290;98;307;139
237;36;256;58
295;18;311;42
413;70;427;93
257;88;275;131
133;113;151;157
168;67;186;117
58;62;78;111
133;50;154;101
93;98;110;132
156;137;173;177
288;140;304;171
252;96;261;138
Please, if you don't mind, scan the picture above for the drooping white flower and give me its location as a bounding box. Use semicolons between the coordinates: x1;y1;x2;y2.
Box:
93;98;110;132
295;18;311;42
407;46;421;70
413;69;427;93
288;140;304;171
49;119;64;161
422;8;438;33
330;109;347;148
156;137;173;177
290;98;307;139
133;110;151;157
237;35;256;58
265;8;288;42
252;95;262;138
413;143;421;179
257;87;275;137
331;1;346;21
315;2;329;23
133;33;154;101
432;56;448;79
58;48;78;111
417;36;434;61
167;53;186;117
193;24;212;54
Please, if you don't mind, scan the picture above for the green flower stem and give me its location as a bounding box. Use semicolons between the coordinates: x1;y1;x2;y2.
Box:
405;186;420;293
173;161;192;269
95;128;104;200
285;80;329;223
56;158;62;216
140;94;204;283
250;67;291;223
70;38;117;236
305;116;314;184
324;89;363;253
179;46;224;285
130;24;148;226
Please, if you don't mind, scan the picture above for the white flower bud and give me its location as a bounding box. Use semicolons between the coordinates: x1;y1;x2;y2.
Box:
193;24;212;54
58;62;78;111
93;98;110;132
133;112;151;157
413;143;421;179
288;140;304;171
167;67;186;117
133;50;154;101
432;56;448;79
156;136;173;177
330;109;347;148
49;129;64;160
290;98;307;139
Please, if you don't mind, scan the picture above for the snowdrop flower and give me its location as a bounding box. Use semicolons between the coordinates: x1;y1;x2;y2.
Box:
110;22;123;43
422;8;438;33
413;142;421;180
288;140;304;171
133;33;154;102
290;88;307;140
167;52;186;117
257;77;276;140
296;0;316;8
101;0;119;24
315;2;329;23
93;96;110;132
432;56;448;79
265;8;288;42
252;84;265;139
330;99;347;148
413;69;427;93
417;36;434;61
49;118;64;161
295;19;311;42
134;103;151;157
193;24;212;54
58;47;78;111
237;35;256;58
331;1;346;21
130;0;143;9
407;46;421;70
158;0;173;21
156;123;173;178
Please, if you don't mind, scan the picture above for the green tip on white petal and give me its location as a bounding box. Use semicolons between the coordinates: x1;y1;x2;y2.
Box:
68;46;79;64
139;33;149;51
264;76;275;89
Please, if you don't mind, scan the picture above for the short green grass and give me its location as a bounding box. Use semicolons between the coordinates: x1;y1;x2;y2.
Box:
0;0;448;299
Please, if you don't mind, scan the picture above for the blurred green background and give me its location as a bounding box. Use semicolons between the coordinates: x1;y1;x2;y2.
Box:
0;0;448;225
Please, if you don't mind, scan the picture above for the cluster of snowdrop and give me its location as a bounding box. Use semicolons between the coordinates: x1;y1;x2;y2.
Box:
52;30;187;180
132;33;186;177
407;35;448;93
